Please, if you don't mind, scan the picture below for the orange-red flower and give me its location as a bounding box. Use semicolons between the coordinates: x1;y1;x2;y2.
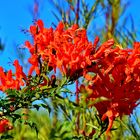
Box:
25;20;95;78
28;54;40;75
0;68;16;91
51;22;94;77
13;60;27;86
25;19;54;75
80;41;140;134
0;60;26;91
0;119;13;133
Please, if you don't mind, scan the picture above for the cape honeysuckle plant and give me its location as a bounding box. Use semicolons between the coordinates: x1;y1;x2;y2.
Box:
0;18;140;139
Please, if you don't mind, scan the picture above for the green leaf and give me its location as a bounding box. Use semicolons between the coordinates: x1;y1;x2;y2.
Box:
12;114;21;123
33;104;40;111
1;134;13;139
41;104;51;114
86;123;99;130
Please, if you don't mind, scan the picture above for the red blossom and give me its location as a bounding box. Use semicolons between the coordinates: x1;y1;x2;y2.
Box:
0;68;16;91
26;20;96;78
28;54;40;75
13;60;27;86
0;119;13;133
0;61;27;91
80;41;140;133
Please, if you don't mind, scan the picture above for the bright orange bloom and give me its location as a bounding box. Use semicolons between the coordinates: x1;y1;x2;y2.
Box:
80;41;140;133
26;20;95;78
0;60;26;91
13;60;27;86
0;68;16;91
28;54;40;75
25;19;54;75
101;109;119;134
0;119;13;133
51;22;94;77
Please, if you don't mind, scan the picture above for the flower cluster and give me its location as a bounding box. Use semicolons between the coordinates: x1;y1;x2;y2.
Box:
25;20;95;78
0;60;26;92
80;41;140;133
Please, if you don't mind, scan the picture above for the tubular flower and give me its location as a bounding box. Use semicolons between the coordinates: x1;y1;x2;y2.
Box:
28;54;40;75
0;68;17;91
0;119;13;133
80;41;140;134
25;20;96;78
13;60;27;86
51;22;94;77
0;61;26;91
25;19;54;75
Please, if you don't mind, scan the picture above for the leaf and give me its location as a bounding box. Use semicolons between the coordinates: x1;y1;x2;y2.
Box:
87;96;109;107
1;134;13;139
95;114;102;125
10;113;21;123
41;104;51;114
86;123;99;130
25;121;39;136
33;104;40;111
31;122;39;135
